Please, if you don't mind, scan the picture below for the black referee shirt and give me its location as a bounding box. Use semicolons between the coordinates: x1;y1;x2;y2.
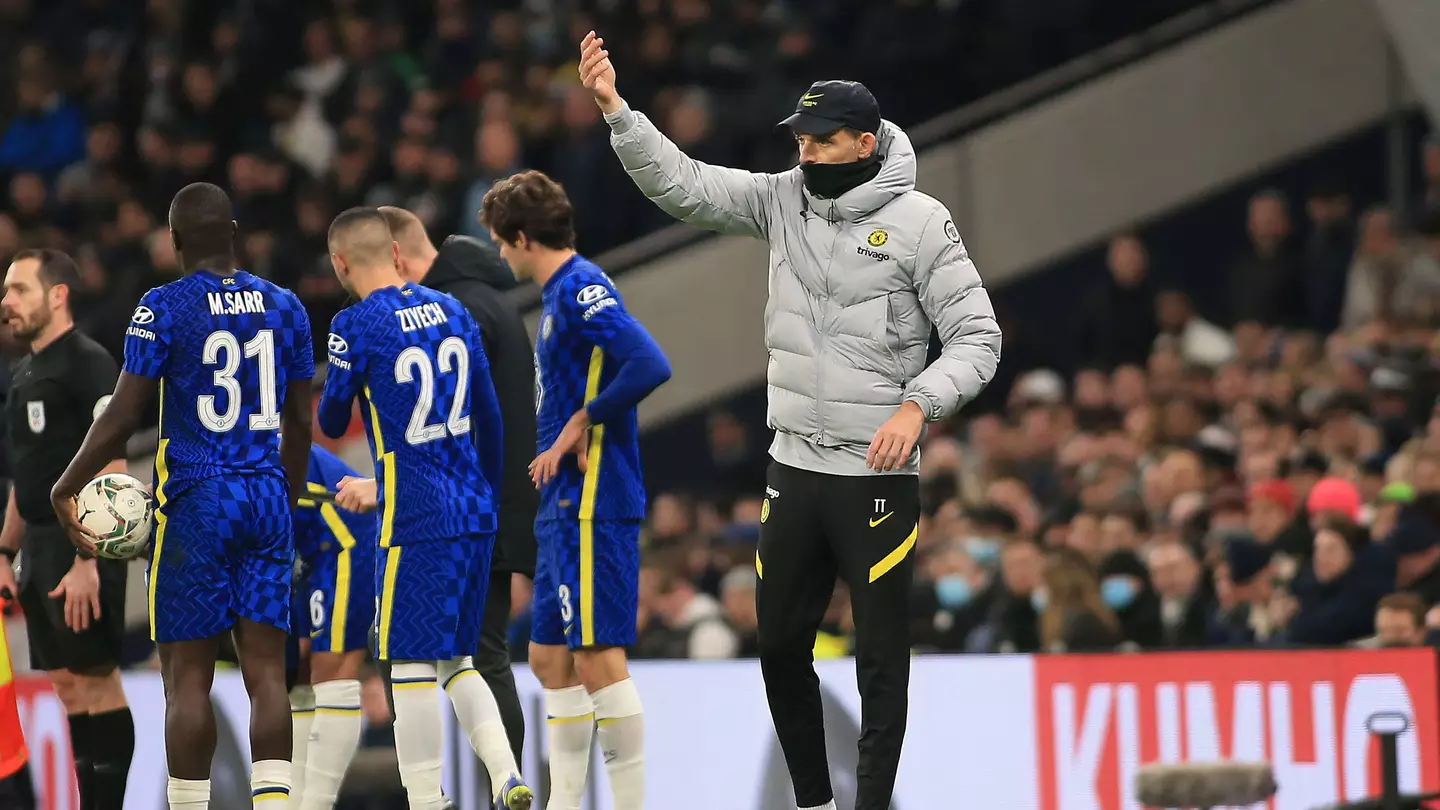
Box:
5;329;118;525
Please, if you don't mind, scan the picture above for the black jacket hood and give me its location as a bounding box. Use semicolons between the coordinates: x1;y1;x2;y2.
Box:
425;235;518;292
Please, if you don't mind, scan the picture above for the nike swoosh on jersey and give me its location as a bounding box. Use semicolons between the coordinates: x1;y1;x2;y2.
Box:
869;512;894;528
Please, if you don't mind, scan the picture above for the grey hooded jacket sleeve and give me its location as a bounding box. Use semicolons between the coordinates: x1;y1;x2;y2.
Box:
605;103;781;241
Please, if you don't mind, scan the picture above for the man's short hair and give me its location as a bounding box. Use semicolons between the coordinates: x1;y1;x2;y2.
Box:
377;206;431;256
169;182;233;236
11;248;81;294
1378;591;1427;628
480;170;577;250
328;206;395;268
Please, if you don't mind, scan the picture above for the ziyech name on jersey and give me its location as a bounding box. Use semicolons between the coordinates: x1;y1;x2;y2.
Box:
207;290;269;316
396;302;450;333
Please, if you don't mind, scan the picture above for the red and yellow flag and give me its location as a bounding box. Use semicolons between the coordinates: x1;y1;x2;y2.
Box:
0;610;29;780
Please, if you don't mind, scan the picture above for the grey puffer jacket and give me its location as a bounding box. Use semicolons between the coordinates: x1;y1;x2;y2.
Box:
606;103;1001;476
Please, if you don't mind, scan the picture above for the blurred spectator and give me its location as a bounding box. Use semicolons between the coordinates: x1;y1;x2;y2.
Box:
1146;540;1210;648
1357;591;1428;648
1302;183;1356;335
719;568;758;658
0;68;86;176
1340;205;1440;331
1038;546;1122;652
1306;476;1363;529
1391;500;1440;605
912;540;992;652
1210;533;1284;646
1286;520;1394;645
1154;289;1235;369
972;538;1044;653
650;556;737;659
459;120;523;240
1075;233;1158;371
1096;549;1162;648
1231;190;1303;328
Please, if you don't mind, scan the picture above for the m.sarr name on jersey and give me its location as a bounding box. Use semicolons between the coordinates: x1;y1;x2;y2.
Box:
207;290;268;316
395;302;449;333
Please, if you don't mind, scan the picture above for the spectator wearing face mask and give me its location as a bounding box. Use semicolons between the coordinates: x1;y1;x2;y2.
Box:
1096;549;1163;648
1286;519;1396;646
959;503;1017;568
1146;540;1211;648
911;541;991;652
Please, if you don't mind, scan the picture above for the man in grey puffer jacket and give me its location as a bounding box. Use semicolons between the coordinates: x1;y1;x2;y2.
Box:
581;33;1001;810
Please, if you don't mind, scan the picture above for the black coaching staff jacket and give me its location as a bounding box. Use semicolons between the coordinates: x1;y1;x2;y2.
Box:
422;235;539;577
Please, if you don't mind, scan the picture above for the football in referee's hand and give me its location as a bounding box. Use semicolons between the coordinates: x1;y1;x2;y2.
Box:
76;473;154;560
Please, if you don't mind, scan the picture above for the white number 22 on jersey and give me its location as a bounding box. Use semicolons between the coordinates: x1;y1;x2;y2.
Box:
198;329;281;432
394;335;471;446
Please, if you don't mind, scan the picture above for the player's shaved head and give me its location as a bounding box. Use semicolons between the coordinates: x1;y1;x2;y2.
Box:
168;182;236;273
328;207;403;298
329;207;396;269
377;206;433;258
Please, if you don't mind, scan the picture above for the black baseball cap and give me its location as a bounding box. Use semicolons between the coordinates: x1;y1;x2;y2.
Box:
778;80;881;136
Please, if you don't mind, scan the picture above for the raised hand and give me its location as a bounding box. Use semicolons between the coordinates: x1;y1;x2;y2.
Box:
579;31;620;114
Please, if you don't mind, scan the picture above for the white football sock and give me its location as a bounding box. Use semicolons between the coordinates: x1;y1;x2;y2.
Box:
288;686;314;809
438;656;519;799
390;662;448;810
300;679;363;810
167;777;210;809
800;803;838;810
592;679;645;810
251;759;291;807
543;685;594;810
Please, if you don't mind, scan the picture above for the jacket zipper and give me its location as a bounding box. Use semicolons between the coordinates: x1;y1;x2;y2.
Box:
885;293;907;390
816;211;840;444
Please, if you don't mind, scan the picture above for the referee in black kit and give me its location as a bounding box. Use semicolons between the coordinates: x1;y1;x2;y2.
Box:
378;207;537;771
583;34;1001;810
0;249;135;809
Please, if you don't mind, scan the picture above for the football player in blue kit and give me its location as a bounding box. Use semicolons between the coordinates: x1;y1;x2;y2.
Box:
285;443;376;810
315;207;530;810
481;171;671;810
52;182;316;810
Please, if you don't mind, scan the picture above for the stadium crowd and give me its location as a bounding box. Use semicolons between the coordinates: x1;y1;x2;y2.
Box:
8;0;1440;779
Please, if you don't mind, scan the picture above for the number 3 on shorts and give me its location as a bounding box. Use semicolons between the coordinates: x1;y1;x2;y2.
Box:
310;590;326;631
558;584;573;625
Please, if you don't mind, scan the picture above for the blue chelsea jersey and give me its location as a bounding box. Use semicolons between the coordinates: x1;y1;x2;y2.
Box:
317;284;504;546
535;256;649;522
123;270;315;500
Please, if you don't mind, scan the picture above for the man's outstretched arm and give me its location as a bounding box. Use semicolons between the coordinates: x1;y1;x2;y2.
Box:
581;31;780;241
